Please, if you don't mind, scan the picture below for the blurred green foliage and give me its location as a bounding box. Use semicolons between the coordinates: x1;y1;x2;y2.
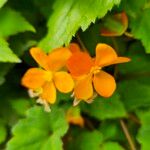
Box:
0;0;150;150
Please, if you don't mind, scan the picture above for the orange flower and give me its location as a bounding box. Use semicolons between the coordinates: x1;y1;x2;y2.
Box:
67;43;130;105
21;47;74;111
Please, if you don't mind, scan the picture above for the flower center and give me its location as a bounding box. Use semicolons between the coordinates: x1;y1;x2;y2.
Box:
44;71;53;82
90;66;101;74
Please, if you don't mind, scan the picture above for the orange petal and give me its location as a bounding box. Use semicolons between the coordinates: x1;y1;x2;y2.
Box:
54;71;74;93
95;43;118;67
48;47;72;71
67;52;93;76
74;75;93;100
69;43;81;53
30;47;49;70
100;57;131;67
41;82;56;104
21;68;48;89
93;71;116;97
67;117;84;127
110;57;131;65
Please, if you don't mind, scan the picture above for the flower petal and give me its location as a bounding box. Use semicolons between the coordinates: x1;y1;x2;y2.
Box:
93;71;116;97
48;47;72;71
95;43;118;67
21;68;48;89
54;71;74;93
100;57;131;67
74;75;93;100
30;47;49;70
69;43;81;53
41;82;56;104
67;116;84;127
110;57;131;65
67;52;93;76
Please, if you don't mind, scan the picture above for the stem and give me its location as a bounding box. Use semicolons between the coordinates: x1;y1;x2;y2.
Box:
84;118;95;130
120;119;136;150
129;114;141;125
76;33;88;52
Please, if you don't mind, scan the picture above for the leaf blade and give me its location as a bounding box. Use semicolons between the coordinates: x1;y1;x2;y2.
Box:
6;106;68;150
0;0;7;8
0;8;35;37
39;0;121;52
0;38;21;63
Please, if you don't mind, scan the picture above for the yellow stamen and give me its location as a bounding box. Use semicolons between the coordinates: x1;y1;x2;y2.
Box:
90;66;101;75
44;71;53;82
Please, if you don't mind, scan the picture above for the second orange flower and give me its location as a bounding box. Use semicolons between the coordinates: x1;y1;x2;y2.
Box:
67;43;130;105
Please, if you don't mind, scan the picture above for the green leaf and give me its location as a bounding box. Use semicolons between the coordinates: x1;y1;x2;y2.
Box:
81;93;126;120
136;110;150;150
33;0;53;18
10;98;32;116
0;0;7;8
0;63;16;86
118;78;150;111
100;121;125;141
100;142;124;150
66;129;124;150
0;120;7;144
131;9;150;53
0;75;5;85
0;38;21;63
6;106;69;150
118;42;150;110
0;72;32;127
39;0;121;52
118;42;150;75
74;130;103;150
0;7;35;37
121;0;150;53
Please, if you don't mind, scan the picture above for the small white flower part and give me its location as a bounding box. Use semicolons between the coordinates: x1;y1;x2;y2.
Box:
73;98;81;106
86;99;94;104
71;92;74;98
36;98;51;112
86;92;98;104
28;89;40;98
36;97;44;104
43;100;51;112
